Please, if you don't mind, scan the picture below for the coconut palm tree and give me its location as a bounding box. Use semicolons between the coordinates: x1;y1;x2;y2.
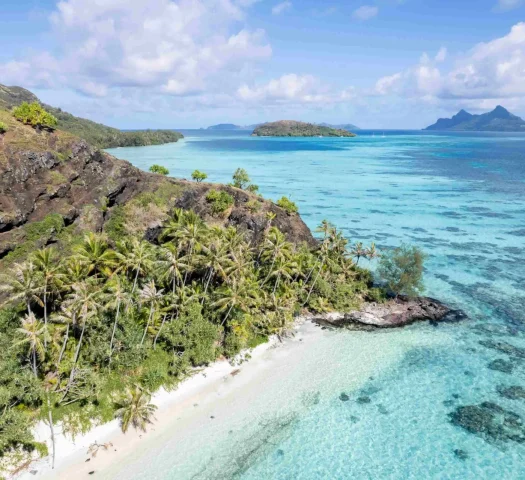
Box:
264;257;298;295
365;242;380;262
173;211;207;283
139;281;164;346
42;372;58;469
61;256;90;289
105;276;132;363
261;228;293;285
116;238;156;293
213;278;259;325
33;247;64;348
52;304;77;369
0;261;41;315
61;281;104;400
159;243;190;293
351;242;366;265
114;386;157;433
304;241;330;306
226;244;253;283
15;313;46;377
200;240;230;296
315;219;335;241
75;233;117;276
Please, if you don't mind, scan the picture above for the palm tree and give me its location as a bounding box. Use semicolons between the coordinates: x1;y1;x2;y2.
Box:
75;233;117;276
33;247;64;348
226;244;253;283
365;242;380;262
114;386;157;433
61;256;90;289
116;238;156;293
213;278;259;325
52;304;77;369
264;257;298;295
159;243;190;293
315;219;335;241
351;242;366;265
16;313;46;377
304;241;330;306
105;276;132;363
42;372;58;469
61;281;104;400
261;228;293;285
139;281;164;346
173;211;207;284
200;240;230;296
0;261;41;314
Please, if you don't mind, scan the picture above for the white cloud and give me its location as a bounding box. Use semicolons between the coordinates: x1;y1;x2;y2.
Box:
352;5;379;21
435;47;447;63
373;23;525;109
496;0;522;11
237;74;356;105
1;0;271;100
272;1;292;15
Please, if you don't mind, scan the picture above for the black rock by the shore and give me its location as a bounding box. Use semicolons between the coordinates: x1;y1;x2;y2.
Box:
313;296;467;330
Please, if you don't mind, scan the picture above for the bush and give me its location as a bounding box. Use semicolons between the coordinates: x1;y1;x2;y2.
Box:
12;102;58;130
206;189;234;215
246;184;259;194
377;243;426;297
232;168;250;189
245;199;261;213
191;170;208;182
149;164;169;175
0;122;8;134
276;196;298;215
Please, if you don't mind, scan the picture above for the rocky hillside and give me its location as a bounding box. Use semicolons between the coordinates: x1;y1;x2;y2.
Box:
0;110;314;267
252;120;356;137
0;83;183;148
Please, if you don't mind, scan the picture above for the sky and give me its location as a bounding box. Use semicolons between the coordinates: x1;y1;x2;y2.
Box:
1;0;525;129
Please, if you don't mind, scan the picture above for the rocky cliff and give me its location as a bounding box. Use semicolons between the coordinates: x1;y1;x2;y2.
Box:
0;111;314;266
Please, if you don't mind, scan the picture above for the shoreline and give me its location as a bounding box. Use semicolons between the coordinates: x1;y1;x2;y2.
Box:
17;319;308;480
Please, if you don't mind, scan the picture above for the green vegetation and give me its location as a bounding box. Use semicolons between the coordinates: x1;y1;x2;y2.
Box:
253;121;356;137
12;102;58;130
0;208;378;471
0;121;7;134
377;243;426;297
206;189;235;216
232;168;251;189
276;196;299;215
149;165;169;176
191;170;208;182
245;199;261;213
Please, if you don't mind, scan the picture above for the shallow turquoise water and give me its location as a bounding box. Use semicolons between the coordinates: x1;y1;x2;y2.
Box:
106;130;525;479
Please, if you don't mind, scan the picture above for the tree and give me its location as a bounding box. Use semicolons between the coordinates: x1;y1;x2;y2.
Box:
15;313;46;377
213;278;259;325
149;164;169;175
12;102;58;130
377;243;426;298
0;261;41;315
33;247;64;348
116;238;156;293
232;168;250;189
191;170;208;182
139;281;164;346
351;242;366;265
206;189;234;216
114;386;157;433
276;196;298;215
75;233;117;276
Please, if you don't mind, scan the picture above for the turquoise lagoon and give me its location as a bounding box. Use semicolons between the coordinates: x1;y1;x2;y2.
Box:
106;131;525;479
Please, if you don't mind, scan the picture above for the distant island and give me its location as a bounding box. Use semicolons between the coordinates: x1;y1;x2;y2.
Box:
0;83;183;148
319;122;360;131
252;120;357;137
424;106;525;132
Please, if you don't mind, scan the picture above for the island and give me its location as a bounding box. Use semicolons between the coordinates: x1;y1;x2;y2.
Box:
319;122;360;131
252;120;357;137
0;85;458;478
424;106;525;132
0;83;183;148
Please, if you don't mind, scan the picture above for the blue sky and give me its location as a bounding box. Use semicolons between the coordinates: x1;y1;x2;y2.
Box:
1;0;524;128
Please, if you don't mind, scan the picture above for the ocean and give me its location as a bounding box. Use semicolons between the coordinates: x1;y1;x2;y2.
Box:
105;130;525;479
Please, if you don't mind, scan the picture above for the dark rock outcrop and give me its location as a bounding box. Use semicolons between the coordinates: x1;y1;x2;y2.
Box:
313;296;466;329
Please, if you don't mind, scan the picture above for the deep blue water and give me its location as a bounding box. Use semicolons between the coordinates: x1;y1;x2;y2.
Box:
106;130;525;479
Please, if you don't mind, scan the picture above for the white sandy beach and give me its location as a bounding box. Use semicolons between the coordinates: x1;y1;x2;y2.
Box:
17;319;450;480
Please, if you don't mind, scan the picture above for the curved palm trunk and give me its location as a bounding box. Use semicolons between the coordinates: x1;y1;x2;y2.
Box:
304;260;324;306
61;321;87;401
57;323;70;367
184;244;194;285
221;304;234;326
32;347;38;377
109;299;121;364
46;394;56;469
153;314;168;349
141;306;155;346
43;284;48;348
273;272;281;295
132;265;141;294
203;268;214;298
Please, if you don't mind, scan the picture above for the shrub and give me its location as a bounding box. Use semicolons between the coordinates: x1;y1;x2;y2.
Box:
246;184;259;194
12;102;58;130
232;168;250;189
245;199;261;213
276;196;298;215
191;170;208;182
377;243;426;297
0;122;8;134
206;189;234;215
149;164;169;175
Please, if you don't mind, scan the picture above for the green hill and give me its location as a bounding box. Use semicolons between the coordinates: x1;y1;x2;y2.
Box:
0;83;183;148
252;120;356;137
